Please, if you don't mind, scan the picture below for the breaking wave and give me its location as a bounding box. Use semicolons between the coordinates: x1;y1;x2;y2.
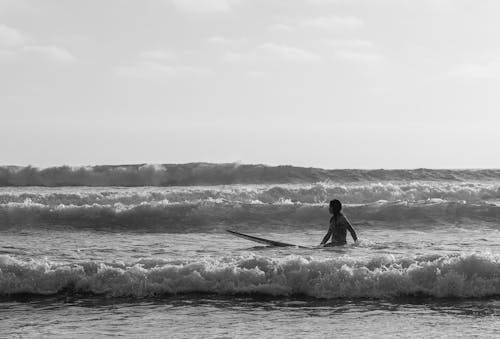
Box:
2;181;500;205
0;182;499;231
1;163;500;187
1;199;499;231
1;253;498;299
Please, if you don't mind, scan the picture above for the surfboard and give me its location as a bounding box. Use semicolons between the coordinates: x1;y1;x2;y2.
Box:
226;230;311;249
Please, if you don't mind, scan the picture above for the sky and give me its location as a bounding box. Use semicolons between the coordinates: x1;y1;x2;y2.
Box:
1;0;499;169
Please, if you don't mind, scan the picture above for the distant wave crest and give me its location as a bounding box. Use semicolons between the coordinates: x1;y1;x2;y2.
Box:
1;254;499;299
1;163;500;186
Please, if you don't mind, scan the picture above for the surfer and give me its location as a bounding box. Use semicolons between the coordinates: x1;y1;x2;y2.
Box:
320;199;358;247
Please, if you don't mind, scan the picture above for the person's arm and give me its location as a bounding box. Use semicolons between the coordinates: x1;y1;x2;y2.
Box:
320;226;332;246
345;218;358;242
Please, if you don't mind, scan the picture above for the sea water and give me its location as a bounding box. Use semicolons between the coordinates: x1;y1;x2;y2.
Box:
0;165;499;338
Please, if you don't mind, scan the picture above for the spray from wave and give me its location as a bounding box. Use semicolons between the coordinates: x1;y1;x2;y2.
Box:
1;254;498;299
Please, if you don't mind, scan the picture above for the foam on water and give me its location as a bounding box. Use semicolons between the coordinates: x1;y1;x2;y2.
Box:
1;253;499;299
0;199;499;231
0;182;499;230
2;181;499;204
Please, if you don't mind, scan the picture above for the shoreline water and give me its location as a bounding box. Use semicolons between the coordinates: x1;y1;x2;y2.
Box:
1;294;498;338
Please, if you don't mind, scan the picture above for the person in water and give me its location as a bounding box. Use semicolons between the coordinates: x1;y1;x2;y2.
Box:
320;199;358;247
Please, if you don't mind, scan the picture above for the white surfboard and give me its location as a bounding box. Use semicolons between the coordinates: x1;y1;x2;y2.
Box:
226;230;311;249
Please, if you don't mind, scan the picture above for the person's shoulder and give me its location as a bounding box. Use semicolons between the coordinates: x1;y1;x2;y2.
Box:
338;213;348;221
338;214;351;224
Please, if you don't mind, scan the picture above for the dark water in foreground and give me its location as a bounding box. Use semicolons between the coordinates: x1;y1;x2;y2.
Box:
1;295;498;338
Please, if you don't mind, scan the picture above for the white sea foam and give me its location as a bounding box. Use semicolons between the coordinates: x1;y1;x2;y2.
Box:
0;185;499;230
1;181;498;205
1;254;499;299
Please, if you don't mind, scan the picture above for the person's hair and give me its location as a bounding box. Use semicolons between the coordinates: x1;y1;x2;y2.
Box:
329;199;342;215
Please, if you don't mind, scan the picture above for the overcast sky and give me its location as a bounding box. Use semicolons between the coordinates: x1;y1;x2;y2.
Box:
1;0;499;168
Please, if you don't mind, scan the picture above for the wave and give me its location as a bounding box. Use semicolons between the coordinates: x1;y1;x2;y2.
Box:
1;254;498;299
1;199;499;231
2;181;499;205
1;182;499;230
1;163;500;187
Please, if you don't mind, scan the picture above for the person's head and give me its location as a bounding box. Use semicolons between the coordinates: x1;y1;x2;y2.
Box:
329;199;342;215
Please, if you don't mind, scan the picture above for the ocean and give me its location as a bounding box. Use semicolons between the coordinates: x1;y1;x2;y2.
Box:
0;163;499;338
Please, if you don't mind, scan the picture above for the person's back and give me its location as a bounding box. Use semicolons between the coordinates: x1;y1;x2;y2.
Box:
329;213;354;245
320;199;358;247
